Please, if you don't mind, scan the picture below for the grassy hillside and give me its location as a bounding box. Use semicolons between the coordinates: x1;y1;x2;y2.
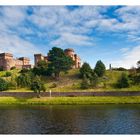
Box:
0;69;140;92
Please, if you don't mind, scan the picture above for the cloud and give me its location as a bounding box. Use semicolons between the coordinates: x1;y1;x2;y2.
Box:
0;33;40;64
111;46;140;68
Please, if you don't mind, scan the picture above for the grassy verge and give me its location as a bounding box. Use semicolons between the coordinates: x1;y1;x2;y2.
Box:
0;96;140;105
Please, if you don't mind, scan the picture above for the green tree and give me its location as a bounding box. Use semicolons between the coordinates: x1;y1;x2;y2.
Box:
116;73;129;88
94;60;106;77
79;62;93;78
0;78;8;91
48;47;74;80
31;76;46;98
16;73;32;88
90;72;99;88
80;75;90;89
32;60;48;76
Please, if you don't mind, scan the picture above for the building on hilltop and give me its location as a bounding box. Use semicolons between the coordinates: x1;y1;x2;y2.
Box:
0;53;32;70
34;48;81;68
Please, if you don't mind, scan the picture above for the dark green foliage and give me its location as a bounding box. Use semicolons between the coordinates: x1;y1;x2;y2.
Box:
10;66;16;70
4;72;12;77
94;60;106;77
48;47;74;79
31;76;46;97
116;73;129;88
80;62;93;78
0;66;3;71
16;73;32;88
0;78;8;91
80;75;90;89
20;68;30;74
112;67;127;71
90;72;99;88
32;60;49;76
50;83;57;88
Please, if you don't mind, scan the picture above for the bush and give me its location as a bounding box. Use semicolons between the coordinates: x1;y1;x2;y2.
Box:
80;75;90;89
50;83;57;88
94;60;106;77
10;66;16;70
4;72;12;77
31;76;46;97
0;66;3;71
0;78;8;91
116;73;129;88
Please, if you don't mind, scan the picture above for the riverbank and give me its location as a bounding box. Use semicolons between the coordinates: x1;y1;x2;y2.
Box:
1;96;140;105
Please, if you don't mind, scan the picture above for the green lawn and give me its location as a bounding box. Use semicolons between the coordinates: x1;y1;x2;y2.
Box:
0;96;140;105
1;69;140;92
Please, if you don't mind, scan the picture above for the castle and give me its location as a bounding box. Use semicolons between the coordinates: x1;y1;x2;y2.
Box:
0;53;32;70
34;48;81;68
0;48;81;71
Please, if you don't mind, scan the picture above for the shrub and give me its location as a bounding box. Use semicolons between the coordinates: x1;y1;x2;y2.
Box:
50;83;57;88
10;66;16;70
0;66;3;71
4;72;12;77
31;76;46;97
80;75;90;89
94;60;106;77
0;78;8;91
116;73;129;88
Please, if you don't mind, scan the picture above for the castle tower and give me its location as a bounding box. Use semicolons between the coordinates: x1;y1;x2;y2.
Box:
34;54;45;66
0;53;14;70
18;57;30;65
64;48;81;68
64;48;75;61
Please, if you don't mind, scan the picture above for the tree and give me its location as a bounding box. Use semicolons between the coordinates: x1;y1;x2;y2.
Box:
116;73;129;88
137;60;140;73
79;62;93;78
47;47;74;80
0;78;8;91
32;60;48;76
16;73;32;88
137;60;140;68
90;72;99;88
31;76;46;98
80;75;90;89
94;60;106;77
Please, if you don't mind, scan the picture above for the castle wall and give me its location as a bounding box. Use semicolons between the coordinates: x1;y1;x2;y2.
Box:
0;53;31;70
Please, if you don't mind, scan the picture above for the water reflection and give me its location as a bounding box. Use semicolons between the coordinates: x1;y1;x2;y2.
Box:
0;105;140;134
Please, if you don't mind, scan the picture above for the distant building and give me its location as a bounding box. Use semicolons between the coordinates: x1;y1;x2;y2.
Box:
0;53;32;70
34;48;81;68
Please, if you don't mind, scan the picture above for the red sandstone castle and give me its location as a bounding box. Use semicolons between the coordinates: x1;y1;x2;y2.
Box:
34;48;81;68
0;48;81;71
0;53;32;70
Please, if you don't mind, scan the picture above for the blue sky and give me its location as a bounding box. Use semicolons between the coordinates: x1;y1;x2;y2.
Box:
0;6;140;68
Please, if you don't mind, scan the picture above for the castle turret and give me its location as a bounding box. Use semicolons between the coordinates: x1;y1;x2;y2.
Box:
64;48;81;68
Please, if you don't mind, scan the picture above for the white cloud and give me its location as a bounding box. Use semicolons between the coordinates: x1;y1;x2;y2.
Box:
111;46;140;68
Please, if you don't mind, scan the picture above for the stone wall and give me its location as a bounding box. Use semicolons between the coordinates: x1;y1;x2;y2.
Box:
0;91;140;98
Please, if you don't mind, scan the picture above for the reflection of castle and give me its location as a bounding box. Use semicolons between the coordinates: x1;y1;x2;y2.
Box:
34;48;81;68
0;53;32;70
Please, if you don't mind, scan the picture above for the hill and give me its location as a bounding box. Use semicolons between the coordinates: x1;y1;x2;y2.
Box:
0;69;140;92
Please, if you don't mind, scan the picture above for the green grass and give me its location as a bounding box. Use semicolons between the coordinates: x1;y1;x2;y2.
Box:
0;69;140;92
0;96;140;105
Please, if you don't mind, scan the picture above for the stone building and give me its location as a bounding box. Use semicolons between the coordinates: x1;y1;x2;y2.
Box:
34;48;81;68
0;53;32;70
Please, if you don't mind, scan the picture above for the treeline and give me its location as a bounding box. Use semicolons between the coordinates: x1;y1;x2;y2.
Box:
79;60;140;89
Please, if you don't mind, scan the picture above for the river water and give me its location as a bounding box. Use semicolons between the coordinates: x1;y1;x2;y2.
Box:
0;104;140;134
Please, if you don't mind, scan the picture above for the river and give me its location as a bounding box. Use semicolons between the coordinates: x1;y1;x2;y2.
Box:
0;104;140;134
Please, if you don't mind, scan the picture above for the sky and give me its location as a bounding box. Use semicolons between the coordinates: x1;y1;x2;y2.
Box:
0;6;140;69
